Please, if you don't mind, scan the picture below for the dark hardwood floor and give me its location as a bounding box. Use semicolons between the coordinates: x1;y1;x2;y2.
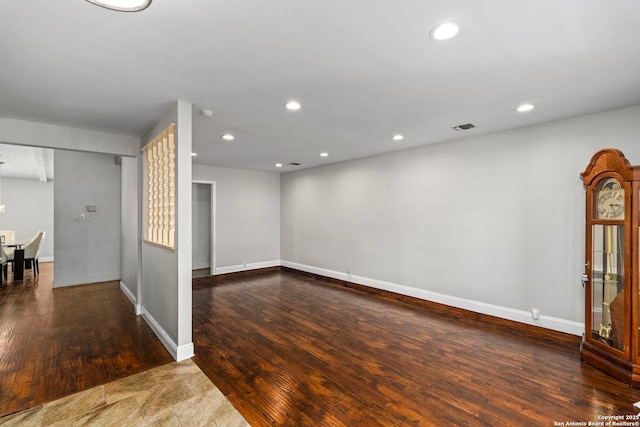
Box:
0;263;174;417
192;271;640;426
5;263;640;425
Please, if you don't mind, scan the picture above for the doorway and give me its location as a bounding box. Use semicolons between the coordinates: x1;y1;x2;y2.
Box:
192;181;215;277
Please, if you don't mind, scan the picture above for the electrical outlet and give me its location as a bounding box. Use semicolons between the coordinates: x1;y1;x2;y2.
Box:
531;308;540;320
347;271;352;278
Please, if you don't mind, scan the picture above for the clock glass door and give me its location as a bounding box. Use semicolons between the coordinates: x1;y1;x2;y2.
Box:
580;150;640;386
591;223;625;351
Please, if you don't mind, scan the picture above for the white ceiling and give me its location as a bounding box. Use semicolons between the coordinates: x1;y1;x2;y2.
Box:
0;144;53;181
1;1;640;174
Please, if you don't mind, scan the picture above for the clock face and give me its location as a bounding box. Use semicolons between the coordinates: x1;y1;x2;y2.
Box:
598;191;624;219
597;179;624;219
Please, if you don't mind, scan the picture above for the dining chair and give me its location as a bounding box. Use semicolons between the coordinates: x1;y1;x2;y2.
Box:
0;244;13;282
0;246;5;282
22;231;46;276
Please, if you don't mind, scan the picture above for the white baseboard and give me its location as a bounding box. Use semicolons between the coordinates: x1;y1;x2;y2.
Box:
176;343;195;361
215;259;281;275
281;261;584;337
120;281;143;318
141;307;194;362
192;261;210;270
119;281;137;307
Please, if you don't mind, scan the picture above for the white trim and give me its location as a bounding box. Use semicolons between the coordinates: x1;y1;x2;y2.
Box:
192;179;216;276
39;256;54;263
192;261;211;270
176;343;195;361
120;281;143;314
210;182;216;276
281;261;584;336
137;153;144;320
120;280;137;307
215;260;281;275
141;306;194;361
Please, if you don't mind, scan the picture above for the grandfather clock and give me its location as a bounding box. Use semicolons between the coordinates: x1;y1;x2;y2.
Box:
580;148;640;387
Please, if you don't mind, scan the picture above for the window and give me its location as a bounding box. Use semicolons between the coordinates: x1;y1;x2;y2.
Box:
143;124;176;249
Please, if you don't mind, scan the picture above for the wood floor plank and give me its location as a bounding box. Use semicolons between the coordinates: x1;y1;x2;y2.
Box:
0;263;174;417
192;271;640;426
6;263;640;424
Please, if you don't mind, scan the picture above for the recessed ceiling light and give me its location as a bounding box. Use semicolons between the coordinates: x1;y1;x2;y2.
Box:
429;22;459;41
320;152;329;157
85;0;152;12
516;103;536;112
191;152;197;157
392;134;404;141
285;100;302;111
221;133;235;141
275;163;283;168
201;109;214;117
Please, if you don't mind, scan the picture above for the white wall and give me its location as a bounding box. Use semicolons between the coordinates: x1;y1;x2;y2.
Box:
0;177;54;260
53;150;121;287
193;165;280;273
120;156;138;302
192;183;211;270
281;105;640;335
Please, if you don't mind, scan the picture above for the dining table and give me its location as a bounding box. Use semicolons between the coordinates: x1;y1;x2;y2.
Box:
4;239;30;281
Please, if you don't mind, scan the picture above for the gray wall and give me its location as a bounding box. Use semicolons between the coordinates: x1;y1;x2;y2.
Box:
192;183;211;270
0;118;140;284
192;165;280;273
53;150;121;287
140;100;193;361
281;105;640;335
0;116;193;362
0;176;54;260
120;156;138;300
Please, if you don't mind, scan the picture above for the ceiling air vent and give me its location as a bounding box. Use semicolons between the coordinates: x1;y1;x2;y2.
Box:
288;162;301;166
452;123;476;131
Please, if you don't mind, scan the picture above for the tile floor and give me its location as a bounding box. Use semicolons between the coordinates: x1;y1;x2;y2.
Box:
0;359;251;427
